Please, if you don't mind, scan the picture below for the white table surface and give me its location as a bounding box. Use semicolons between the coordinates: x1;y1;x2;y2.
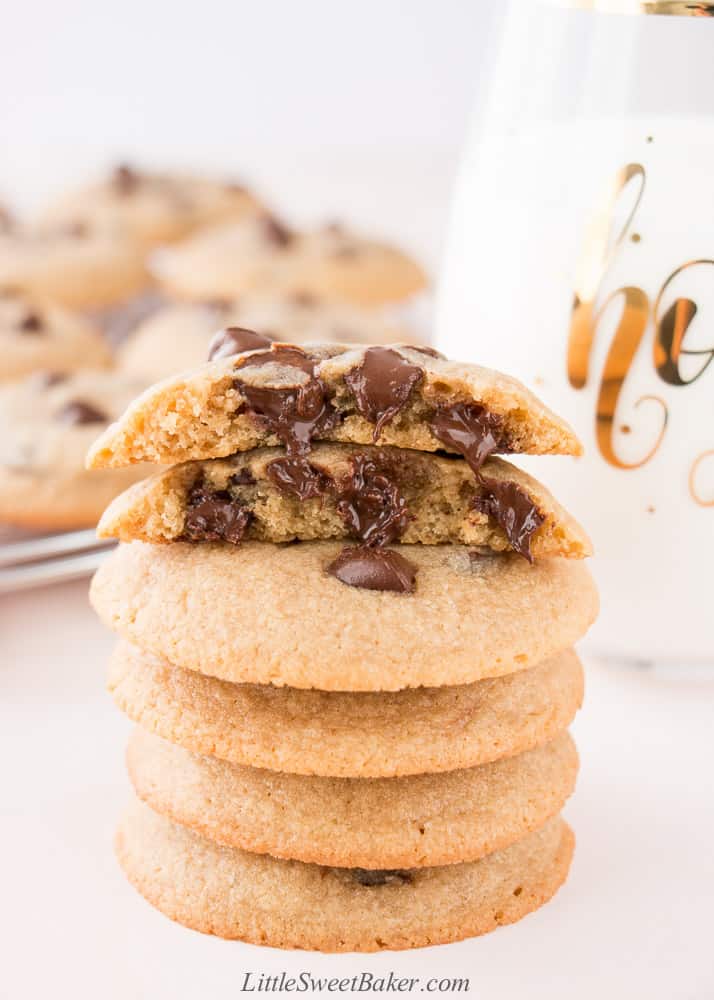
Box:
1;575;713;1000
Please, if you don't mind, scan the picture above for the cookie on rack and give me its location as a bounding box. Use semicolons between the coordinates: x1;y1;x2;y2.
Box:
40;164;262;247
0;222;147;309
1;288;111;382
150;217;427;305
0;370;153;529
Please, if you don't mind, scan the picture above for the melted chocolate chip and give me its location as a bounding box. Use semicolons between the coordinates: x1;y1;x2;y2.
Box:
18;311;44;334
238;344;315;376
234;345;337;457
431;403;539;560
261;214;294;247
327;546;417;593
336;453;410;546
207;327;273;362
183;483;252;545
55;400;108;426
228;468;256;487
113;163;140;195
473;480;544;563
266;457;333;501
349;868;413;887
430;403;505;475
344;347;424;441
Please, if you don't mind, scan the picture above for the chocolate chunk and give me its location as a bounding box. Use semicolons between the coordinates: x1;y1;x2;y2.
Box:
0;205;15;232
228;468;256;487
331;244;359;259
266;457;333;500
238;344;316;376
409;345;444;359
63;221;89;239
207;327;273;362
261;214;294;247
113;163;140;195
473;480;544;563
349;868;413;887
18;311;44;333
430;403;505;475
344;347;424;440
183;483;252;545
336;453;410;546
327;546;417;593
203;297;234;313
35;371;68;389
86;291;166;346
55;400;108;425
290;291;319;308
234;345;337;457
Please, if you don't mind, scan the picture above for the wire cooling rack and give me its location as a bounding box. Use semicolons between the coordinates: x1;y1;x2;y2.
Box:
0;528;114;594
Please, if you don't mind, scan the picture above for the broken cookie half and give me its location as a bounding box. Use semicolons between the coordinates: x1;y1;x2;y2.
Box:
86;341;582;470
98;443;591;562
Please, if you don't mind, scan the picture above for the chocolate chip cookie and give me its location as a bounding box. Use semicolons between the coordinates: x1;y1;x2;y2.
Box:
0;370;153;529
109;642;584;777
127;727;577;869
97;444;591;561
87;342;582;469
1;288;111;382
150;217;427;306
116;799;574;951
90;540;598;690
40;163;262;247
0;222;147;309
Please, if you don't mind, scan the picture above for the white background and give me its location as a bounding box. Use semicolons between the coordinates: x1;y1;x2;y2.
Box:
1;3;713;998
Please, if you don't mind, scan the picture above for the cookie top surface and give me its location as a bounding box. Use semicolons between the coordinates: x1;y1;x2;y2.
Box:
0;223;147;308
0;288;111;381
87;342;582;469
116;799;573;951
149;217;427;305
40;164;262;247
0;370;153;529
97;444;591;560
90;540;598;689
110;642;584;777
127;727;578;869
117;295;422;383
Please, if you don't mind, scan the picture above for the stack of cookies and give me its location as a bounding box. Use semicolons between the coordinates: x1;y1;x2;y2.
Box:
88;339;598;951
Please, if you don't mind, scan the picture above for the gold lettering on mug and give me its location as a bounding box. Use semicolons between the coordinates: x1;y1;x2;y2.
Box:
653;260;714;385
569;164;712;487
568;165;665;467
689;451;714;507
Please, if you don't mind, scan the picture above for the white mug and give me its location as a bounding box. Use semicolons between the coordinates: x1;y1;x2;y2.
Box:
436;0;714;664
